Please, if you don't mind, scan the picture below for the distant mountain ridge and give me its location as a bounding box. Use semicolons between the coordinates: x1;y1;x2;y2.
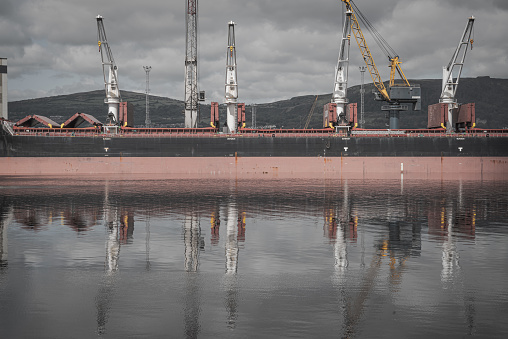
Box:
8;77;508;129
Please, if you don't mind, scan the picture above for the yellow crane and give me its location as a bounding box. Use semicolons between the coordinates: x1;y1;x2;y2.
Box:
304;95;319;129
342;0;411;101
341;0;420;128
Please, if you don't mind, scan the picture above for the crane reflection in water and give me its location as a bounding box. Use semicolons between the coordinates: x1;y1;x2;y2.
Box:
183;209;203;338
324;179;424;338
0;205;12;269
0;177;504;338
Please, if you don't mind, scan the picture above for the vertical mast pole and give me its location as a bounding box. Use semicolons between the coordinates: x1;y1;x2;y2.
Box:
0;58;7;120
143;66;152;127
251;104;256;129
359;66;366;128
185;0;198;128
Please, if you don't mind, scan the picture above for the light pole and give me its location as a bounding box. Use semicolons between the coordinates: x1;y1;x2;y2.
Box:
359;66;366;128
143;66;152;127
251;104;256;129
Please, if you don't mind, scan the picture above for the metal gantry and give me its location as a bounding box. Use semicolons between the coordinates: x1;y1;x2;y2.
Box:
184;0;199;128
143;66;152;127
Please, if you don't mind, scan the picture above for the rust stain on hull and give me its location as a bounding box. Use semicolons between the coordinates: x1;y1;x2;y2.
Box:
1;156;508;180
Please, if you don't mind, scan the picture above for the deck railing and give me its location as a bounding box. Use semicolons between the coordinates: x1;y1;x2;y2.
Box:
9;126;508;138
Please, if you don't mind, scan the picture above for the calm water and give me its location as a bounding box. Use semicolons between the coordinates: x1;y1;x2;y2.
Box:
1;177;507;338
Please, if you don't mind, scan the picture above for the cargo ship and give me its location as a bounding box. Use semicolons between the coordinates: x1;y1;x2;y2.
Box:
1;112;508;179
1;6;507;179
1;67;508;180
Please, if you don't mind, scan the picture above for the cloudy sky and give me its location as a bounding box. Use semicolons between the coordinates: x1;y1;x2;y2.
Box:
1;0;507;104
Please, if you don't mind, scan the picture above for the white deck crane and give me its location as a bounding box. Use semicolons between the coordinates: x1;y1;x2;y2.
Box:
96;15;121;124
225;21;238;133
440;17;475;132
332;9;353;123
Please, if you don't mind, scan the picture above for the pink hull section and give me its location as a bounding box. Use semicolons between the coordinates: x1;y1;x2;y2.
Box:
1;156;507;180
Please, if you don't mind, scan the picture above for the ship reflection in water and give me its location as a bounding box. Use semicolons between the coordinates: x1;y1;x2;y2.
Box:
1;177;507;338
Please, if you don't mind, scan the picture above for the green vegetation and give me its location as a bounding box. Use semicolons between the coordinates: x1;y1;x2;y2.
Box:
8;77;508;129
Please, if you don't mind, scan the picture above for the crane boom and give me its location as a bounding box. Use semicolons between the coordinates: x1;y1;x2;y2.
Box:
332;9;352;120
341;0;421;129
342;0;389;101
440;17;475;104
440;16;475;132
96;15;120;124
389;56;411;88
304;95;319;129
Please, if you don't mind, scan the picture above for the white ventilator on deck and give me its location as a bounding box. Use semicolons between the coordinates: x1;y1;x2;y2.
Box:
332;10;353;120
97;15;121;124
440;16;475;131
225;22;238;133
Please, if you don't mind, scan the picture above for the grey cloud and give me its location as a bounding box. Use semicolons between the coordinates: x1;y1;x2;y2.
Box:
493;0;508;10
1;0;507;103
443;0;508;11
0;0;17;18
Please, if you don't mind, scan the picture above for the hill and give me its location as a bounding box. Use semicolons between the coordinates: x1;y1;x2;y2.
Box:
8;77;508;129
8;90;185;128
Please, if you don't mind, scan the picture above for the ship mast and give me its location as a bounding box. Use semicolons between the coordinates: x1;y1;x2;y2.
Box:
143;66;152;127
225;22;238;133
184;0;199;128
